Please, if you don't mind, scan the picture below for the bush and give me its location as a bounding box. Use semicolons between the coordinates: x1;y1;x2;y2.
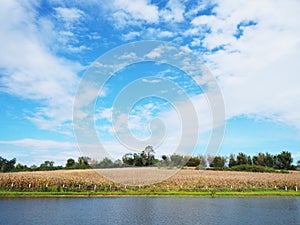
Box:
230;164;276;173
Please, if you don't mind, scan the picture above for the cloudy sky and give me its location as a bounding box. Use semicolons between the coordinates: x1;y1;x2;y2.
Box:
0;0;300;166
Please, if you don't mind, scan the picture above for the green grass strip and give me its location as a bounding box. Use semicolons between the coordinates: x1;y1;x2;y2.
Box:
0;190;299;197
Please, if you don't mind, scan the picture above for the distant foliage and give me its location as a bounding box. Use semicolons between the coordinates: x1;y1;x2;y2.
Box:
122;146;158;167
0;157;16;172
227;151;294;171
0;149;296;173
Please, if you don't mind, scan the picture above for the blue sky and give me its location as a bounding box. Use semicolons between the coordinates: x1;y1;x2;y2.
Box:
0;0;300;166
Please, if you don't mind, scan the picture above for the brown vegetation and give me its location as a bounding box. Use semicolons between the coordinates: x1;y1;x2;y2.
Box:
0;168;299;192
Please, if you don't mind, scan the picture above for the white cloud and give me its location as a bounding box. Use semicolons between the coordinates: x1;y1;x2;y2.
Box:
157;30;174;38
141;78;161;83
0;138;75;149
54;7;84;25
118;52;138;60
0;138;81;165
196;0;300;131
52;7;86;53
96;107;113;122
67;45;90;53
145;47;163;59
0;1;82;133
112;0;159;25
191;38;201;47
122;31;140;41
160;0;185;22
185;1;212;19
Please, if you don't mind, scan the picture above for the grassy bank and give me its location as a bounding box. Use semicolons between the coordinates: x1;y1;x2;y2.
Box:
1;190;299;198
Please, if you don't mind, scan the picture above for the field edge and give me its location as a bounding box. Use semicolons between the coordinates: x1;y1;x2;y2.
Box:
0;190;299;198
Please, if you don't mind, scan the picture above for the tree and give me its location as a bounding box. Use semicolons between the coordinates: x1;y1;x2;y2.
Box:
170;154;185;167
98;157;114;168
264;153;274;167
199;155;207;167
30;164;37;170
162;155;168;161
228;154;236;167
211;156;227;168
144;145;155;166
122;153;134;166
252;155;258;165
133;153;143;166
236;153;248;165
257;153;265;166
207;155;214;167
186;157;200;167
15;163;28;171
0;157;16;172
113;159;123;168
274;151;293;170
66;158;75;168
247;155;252;165
78;156;90;166
39;160;54;170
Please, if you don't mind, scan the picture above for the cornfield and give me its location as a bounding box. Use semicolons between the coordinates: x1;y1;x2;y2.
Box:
0;168;299;192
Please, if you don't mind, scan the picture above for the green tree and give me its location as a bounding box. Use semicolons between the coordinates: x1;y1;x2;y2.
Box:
257;153;265;166
98;157;114;168
162;155;168;161
133;153;143;166
186;157;200;167
228;154;236;167
113;159;123;168
39;160;54;170
211;156;227;168
170;154;185;167
0;157;16;172
30;164;37;170
236;153;247;165
144;145;155;166
264;153;274;167
252;155;258;165
66;158;75;168
15;163;28;171
122;153;134;166
78;156;90;166
274;151;293;170
247;155;252;165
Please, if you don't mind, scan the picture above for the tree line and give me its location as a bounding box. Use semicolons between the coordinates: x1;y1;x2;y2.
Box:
1;147;300;173
195;151;297;172
0;156;92;172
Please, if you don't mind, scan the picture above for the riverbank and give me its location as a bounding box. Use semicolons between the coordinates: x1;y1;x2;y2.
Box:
1;190;299;198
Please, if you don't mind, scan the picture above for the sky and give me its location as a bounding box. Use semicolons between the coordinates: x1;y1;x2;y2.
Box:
0;0;300;166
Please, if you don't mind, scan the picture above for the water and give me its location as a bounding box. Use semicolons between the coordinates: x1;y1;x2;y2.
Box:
0;197;299;225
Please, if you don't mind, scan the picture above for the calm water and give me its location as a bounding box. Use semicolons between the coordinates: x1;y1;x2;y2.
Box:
0;197;299;225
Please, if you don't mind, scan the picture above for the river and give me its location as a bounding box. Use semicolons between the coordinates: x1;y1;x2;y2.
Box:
0;197;299;225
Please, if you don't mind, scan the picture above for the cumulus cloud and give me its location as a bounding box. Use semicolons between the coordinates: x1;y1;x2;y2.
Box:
1;0;299;162
160;0;185;22
194;0;300;130
111;0;159;26
54;7;84;24
0;1;82;133
122;31;140;41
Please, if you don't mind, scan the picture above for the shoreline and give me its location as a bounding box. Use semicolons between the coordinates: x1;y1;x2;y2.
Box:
1;190;299;198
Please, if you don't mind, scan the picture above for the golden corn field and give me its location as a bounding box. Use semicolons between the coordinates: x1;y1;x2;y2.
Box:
0;168;299;192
